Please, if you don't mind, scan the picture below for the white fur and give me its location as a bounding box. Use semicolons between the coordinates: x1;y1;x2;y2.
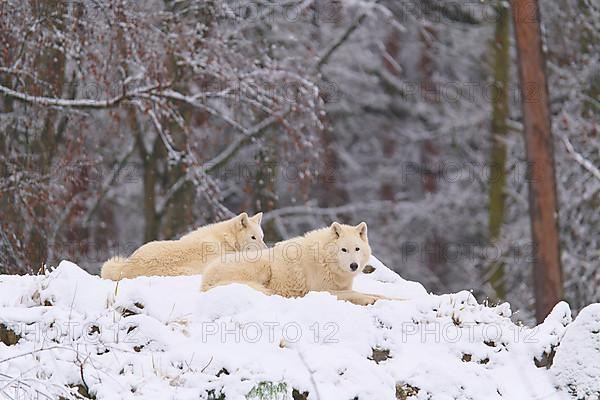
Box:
201;222;392;305
101;212;265;280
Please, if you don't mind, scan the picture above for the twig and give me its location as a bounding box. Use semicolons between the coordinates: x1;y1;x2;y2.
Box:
200;356;214;373
296;350;321;400
262;201;397;223
561;134;600;183
313;1;382;71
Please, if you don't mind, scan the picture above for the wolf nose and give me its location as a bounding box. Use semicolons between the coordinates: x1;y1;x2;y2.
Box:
350;262;358;271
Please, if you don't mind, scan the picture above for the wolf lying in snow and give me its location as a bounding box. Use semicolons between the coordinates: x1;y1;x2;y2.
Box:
101;212;266;280
201;222;394;305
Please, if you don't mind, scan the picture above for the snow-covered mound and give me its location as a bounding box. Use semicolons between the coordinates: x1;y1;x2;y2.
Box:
0;258;597;400
552;304;600;399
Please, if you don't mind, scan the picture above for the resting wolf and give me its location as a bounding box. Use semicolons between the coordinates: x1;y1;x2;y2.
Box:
201;222;394;306
101;212;265;280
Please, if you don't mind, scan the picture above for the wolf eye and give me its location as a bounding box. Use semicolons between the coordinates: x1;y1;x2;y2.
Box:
251;236;256;240
355;247;360;251
341;248;348;253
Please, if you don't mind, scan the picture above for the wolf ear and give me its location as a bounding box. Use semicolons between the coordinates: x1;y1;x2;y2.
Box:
251;212;263;225
356;222;368;241
239;212;250;228
330;222;342;238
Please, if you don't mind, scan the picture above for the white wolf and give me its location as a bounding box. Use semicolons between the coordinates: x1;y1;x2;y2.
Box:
101;212;265;280
201;222;393;305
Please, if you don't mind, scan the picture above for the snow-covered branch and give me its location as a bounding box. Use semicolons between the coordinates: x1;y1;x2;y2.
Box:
561;134;600;183
0;82;166;109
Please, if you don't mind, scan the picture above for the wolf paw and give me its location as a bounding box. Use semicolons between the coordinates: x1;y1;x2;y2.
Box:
351;294;381;306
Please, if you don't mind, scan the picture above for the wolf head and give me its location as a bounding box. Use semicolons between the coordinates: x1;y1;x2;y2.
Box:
231;212;267;250
328;222;372;275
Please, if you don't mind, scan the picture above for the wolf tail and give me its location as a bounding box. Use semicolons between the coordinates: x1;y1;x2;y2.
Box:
101;257;127;280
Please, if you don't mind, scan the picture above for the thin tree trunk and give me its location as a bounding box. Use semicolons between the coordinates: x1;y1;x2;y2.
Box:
252;138;280;242
27;0;67;268
379;30;401;203
487;2;511;301
419;23;446;286
160;1;192;239
511;0;563;322
136;132;160;243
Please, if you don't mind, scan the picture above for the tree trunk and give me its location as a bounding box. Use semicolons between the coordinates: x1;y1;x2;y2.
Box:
419;23;446;287
250;141;280;242
136;133;160;243
487;2;511;301
159;0;198;240
27;0;67;268
511;0;563;322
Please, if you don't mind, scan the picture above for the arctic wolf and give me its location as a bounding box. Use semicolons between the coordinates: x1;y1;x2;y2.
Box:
101;212;265;280
201;222;393;305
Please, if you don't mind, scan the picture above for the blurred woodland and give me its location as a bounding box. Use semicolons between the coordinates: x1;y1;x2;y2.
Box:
1;0;599;322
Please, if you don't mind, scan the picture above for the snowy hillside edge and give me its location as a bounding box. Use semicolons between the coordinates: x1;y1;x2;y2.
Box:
0;257;598;400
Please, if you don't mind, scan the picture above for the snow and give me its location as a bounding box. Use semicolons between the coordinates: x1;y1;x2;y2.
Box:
0;258;596;399
552;304;600;399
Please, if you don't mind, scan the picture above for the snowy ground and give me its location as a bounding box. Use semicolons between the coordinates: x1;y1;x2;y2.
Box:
0;258;598;400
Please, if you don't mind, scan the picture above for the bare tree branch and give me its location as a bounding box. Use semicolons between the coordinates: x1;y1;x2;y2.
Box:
0;82;166;109
203;109;291;172
155;110;290;215
561;134;600;183
314;9;370;71
262;200;397;223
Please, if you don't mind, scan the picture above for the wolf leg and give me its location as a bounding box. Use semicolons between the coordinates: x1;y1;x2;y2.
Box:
329;290;399;306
